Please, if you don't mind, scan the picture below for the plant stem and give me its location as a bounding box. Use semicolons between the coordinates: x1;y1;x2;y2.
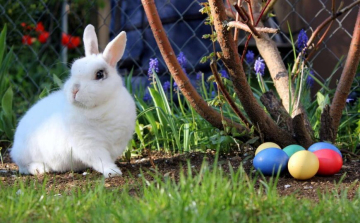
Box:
210;61;252;129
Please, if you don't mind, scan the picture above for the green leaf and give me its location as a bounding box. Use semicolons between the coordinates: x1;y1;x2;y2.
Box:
1;113;14;140
2;86;13;119
53;73;63;88
39;87;50;99
355;119;360;134
0;25;7;64
245;136;259;145
125;67;134;93
0;48;14;92
316;92;325;108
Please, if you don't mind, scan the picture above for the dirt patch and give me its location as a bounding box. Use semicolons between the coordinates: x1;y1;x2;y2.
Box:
1;151;359;200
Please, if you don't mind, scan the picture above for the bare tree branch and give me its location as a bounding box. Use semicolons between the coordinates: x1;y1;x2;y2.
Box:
227;21;279;34
210;61;252;129
292;0;360;74
328;8;360;141
209;0;297;147
141;0;250;135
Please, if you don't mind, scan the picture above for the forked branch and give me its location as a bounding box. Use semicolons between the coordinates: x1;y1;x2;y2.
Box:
209;0;297;147
327;8;360;142
141;0;250;135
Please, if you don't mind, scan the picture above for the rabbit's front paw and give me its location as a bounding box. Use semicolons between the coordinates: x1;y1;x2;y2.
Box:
28;162;49;175
103;167;122;178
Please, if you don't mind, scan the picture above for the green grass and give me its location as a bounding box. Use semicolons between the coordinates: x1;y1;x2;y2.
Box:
1;162;360;223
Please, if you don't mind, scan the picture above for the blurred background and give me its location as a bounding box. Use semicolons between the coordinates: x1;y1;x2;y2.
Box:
0;0;358;110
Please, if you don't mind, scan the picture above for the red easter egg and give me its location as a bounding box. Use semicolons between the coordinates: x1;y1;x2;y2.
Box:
313;149;343;175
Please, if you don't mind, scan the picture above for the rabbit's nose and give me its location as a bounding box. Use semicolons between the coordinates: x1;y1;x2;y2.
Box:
72;84;80;98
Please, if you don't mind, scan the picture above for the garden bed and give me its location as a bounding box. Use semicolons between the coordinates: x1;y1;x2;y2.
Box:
1;151;359;201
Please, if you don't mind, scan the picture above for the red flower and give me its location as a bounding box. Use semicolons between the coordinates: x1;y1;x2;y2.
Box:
61;33;81;49
38;31;50;43
35;22;45;33
22;35;34;45
21;22;32;31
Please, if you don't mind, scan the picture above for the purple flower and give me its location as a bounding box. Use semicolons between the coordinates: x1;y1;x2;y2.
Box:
177;52;187;75
163;81;170;91
297;29;308;52
212;82;218;92
148;58;159;77
173;81;178;90
220;69;229;79
211;91;216;98
177;52;187;68
254;57;265;76
245;50;255;64
347;92;358;104
306;71;315;88
196;72;202;81
143;91;151;102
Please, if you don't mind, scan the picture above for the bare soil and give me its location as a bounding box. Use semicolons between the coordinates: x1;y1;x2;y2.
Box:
1;151;359;200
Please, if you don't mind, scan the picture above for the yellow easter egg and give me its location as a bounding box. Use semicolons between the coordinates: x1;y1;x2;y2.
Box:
288;150;319;180
255;142;281;155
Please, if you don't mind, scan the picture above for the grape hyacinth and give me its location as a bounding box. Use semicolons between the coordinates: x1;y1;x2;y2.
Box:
245;50;255;64
254;57;265;76
220;69;229;79
163;81;170;91
177;52;187;75
196;72;202;81
211;91;216;98
306;71;315;88
177;52;187;68
254;57;266;93
143;91;151;102
173;81;178;90
297;29;308;52
148;58;159;78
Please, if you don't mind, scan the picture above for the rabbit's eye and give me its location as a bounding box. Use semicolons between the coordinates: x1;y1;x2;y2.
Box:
95;70;106;80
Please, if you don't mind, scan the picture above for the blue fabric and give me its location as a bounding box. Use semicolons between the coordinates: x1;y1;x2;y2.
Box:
110;0;214;76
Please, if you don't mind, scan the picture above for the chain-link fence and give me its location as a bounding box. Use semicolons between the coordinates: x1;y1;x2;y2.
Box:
0;0;359;110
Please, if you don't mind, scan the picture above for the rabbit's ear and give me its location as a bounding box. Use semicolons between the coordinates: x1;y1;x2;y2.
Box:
83;25;99;56
103;31;126;67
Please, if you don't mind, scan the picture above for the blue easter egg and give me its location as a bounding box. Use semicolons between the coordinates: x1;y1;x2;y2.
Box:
308;142;342;158
253;148;289;176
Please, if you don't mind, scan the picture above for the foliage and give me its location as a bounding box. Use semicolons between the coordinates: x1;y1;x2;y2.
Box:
0;26;16;142
127;69;245;155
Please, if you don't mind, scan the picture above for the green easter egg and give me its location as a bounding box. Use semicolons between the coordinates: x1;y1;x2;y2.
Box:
283;144;305;158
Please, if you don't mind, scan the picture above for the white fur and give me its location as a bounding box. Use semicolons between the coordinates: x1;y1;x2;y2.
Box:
10;25;136;178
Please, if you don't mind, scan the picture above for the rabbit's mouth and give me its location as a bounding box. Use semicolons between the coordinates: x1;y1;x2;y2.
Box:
72;100;89;109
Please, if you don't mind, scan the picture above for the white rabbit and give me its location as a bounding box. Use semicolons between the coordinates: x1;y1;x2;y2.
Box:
10;25;136;178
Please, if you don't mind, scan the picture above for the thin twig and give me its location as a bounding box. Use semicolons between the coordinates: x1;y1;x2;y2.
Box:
147;148;156;169
228;21;279;33
240;0;273;63
233;0;242;42
141;0;250;134
306;20;334;62
210;61;252;129
262;0;278;18
292;0;360;74
226;0;236;19
233;3;261;37
245;0;255;25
